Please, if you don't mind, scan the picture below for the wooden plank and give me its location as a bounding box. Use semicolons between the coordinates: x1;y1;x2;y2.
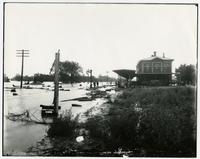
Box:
72;104;82;107
40;105;61;110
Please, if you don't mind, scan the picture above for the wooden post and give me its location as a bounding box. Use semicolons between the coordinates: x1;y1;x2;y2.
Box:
90;69;92;88
16;49;29;89
54;50;60;115
20;50;24;89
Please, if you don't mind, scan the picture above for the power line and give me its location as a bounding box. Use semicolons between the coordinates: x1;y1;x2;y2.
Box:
16;49;30;89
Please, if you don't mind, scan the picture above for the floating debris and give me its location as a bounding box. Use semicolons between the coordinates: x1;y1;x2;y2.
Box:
72;104;82;107
6;110;49;124
10;88;16;92
61;97;93;102
40;105;61;110
40;105;61;116
6;110;31;122
23;86;33;89
13;93;18;96
76;136;84;143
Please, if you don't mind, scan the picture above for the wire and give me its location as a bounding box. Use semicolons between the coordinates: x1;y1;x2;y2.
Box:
29;111;43;123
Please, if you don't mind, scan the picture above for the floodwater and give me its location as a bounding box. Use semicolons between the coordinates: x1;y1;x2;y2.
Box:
3;81;108;155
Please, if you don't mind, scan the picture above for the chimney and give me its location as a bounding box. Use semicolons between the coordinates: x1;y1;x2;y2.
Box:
153;51;156;57
163;53;165;58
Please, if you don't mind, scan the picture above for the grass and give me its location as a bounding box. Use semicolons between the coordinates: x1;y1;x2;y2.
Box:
47;110;79;138
84;86;196;157
43;86;196;157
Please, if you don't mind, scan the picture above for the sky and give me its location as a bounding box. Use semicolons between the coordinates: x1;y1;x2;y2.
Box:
4;3;197;78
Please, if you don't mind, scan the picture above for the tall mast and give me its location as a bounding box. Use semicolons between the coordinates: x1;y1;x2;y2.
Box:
54;50;60;115
16;49;29;88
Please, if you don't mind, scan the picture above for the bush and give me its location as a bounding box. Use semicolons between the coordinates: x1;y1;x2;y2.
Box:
149;80;161;86
45;87;196;157
84;87;196;156
84;115;110;151
108;106;139;150
47;110;79;138
138;87;196;156
116;87;196;156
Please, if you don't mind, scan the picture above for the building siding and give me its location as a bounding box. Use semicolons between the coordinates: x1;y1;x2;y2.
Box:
136;55;173;85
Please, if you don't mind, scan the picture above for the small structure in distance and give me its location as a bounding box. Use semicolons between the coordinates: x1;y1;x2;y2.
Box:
113;69;136;87
136;51;173;85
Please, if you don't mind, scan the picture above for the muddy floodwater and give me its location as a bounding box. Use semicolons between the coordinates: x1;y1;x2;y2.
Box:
3;81;108;155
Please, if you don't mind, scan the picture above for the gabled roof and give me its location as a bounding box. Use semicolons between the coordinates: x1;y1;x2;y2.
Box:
138;56;173;64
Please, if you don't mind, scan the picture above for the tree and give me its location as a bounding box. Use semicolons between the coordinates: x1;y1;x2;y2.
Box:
12;74;21;81
33;73;54;83
4;74;10;82
59;61;83;83
23;75;34;81
12;74;34;81
175;64;196;85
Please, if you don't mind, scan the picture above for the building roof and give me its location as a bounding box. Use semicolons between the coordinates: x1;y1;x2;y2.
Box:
138;55;173;64
113;69;136;79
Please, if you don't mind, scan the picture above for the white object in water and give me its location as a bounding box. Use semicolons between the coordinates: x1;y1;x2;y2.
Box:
123;154;128;158
76;136;84;143
110;90;116;103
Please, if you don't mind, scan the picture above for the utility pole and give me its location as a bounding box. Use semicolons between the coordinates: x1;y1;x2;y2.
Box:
90;69;93;88
54;50;60;116
16;49;29;89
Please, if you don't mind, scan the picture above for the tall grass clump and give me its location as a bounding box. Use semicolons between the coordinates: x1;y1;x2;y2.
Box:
84;108;140;152
108;105;140;150
118;87;196;156
137;87;196;156
84;115;111;151
84;86;196;157
47;110;79;138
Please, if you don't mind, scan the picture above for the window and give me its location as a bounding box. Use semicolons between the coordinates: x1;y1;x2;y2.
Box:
143;62;152;73
153;62;161;73
163;62;171;73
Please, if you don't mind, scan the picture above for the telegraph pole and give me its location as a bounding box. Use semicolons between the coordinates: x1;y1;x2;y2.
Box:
54;50;60;116
90;69;93;88
16;49;29;89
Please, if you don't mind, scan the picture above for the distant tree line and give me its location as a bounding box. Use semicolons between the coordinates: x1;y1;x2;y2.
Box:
12;74;34;81
11;60;117;83
33;73;54;82
11;63;195;85
4;74;10;82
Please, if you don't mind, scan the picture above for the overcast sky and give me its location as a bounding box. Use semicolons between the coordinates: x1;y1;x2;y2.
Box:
4;3;197;78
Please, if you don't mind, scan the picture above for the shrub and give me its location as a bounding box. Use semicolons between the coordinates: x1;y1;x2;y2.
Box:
134;87;196;156
47;110;79;138
103;87;196;156
108;106;139;150
84;115;110;151
149;80;161;86
45;87;196;157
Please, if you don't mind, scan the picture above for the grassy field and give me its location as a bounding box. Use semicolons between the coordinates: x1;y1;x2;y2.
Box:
30;86;196;157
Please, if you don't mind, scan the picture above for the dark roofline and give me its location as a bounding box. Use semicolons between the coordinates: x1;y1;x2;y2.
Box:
137;56;174;64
